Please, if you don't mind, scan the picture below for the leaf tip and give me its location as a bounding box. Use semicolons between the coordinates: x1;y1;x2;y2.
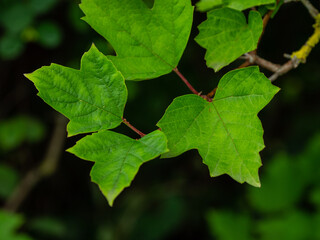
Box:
65;146;74;154
248;179;261;188
100;187;116;207
107;198;115;207
24;73;31;79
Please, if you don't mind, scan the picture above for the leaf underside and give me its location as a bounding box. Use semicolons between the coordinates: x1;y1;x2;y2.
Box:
25;45;127;136
196;0;276;12
68;130;168;206
195;8;263;72
157;67;279;187
80;0;194;80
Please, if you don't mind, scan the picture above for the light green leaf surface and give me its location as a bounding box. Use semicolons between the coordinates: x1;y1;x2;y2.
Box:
0;210;33;240
195;8;263;72
158;67;279;186
25;45;127;136
196;0;275;12
80;0;193;80
68;130;168;206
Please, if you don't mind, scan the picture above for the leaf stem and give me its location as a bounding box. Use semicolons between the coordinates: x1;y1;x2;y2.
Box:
173;68;199;95
122;118;146;137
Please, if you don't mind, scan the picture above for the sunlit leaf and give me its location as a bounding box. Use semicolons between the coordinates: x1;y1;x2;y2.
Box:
195;8;263;71
25;45;127;136
68;130;168;206
158;67;279;186
80;0;193;80
196;0;276;12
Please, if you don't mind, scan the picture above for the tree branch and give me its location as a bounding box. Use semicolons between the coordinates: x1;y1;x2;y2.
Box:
301;0;319;18
284;0;319;18
238;5;320;82
4;115;67;212
241;53;282;72
269;59;299;82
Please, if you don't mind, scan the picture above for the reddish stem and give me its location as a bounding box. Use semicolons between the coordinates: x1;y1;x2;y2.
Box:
122;118;146;137
173;68;199;95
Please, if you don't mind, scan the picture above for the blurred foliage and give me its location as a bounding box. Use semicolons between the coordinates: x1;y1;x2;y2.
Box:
27;217;67;239
0;115;46;153
207;134;320;240
0;210;33;240
0;0;61;60
0;164;19;199
206;210;252;240
0;0;320;239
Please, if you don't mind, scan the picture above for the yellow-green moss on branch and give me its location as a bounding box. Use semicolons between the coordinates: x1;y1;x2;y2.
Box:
291;14;320;63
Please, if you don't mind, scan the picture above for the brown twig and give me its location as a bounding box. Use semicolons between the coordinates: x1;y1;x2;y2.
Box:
269;59;300;82
4;115;67;212
284;0;319;18
173;68;199;95
237;60;252;69
241;53;282;72
301;0;319;18
238;1;320;82
240;52;299;82
122;118;146;137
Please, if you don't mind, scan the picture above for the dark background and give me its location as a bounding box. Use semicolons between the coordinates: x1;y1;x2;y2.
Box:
0;0;320;239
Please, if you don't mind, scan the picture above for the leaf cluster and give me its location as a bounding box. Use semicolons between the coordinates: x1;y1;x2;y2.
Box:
25;0;280;205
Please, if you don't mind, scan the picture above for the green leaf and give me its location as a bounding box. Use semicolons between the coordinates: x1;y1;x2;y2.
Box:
68;130;168;206
196;0;224;12
248;153;307;213
37;21;62;48
206;210;252;240
28;217;66;238
195;8;263;72
28;0;58;14
256;211;313;240
0;165;19;199
157;67;279;186
0;33;24;60
80;0;193;80
0;3;34;34
25;45;127;136
0;210;33;240
0;115;45;152
196;0;276;12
